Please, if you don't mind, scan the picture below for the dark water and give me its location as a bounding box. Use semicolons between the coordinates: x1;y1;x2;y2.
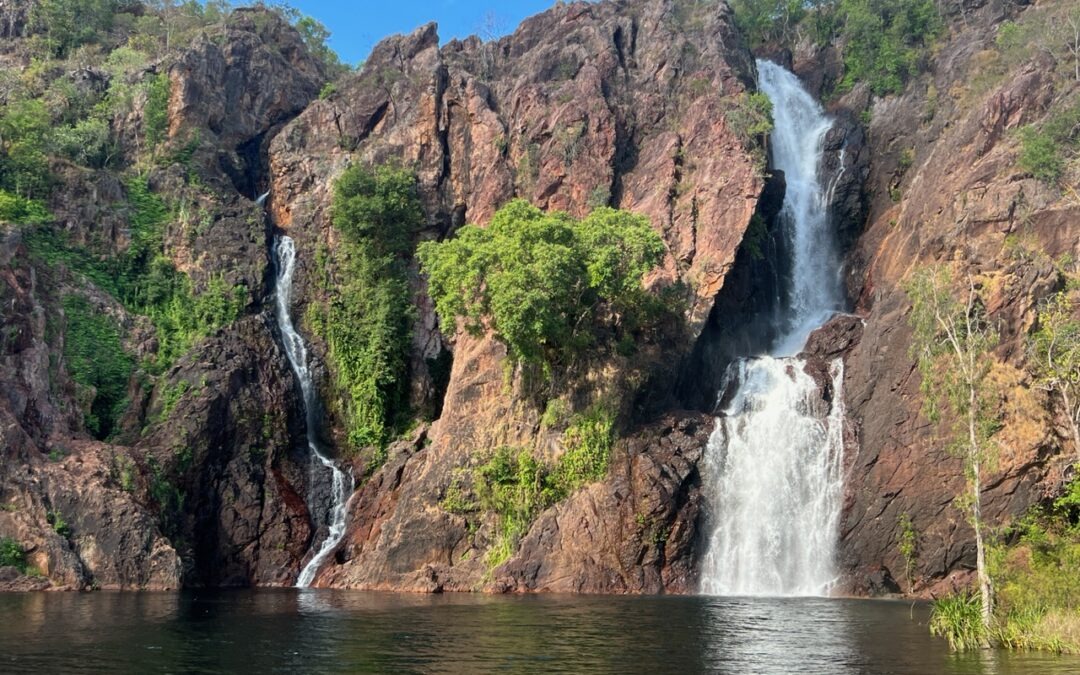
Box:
0;591;1076;674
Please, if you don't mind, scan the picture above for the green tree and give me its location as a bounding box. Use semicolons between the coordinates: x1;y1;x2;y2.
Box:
1029;286;1080;463
907;265;1000;637
837;0;941;95
31;0;120;56
295;16;348;77
0;98;52;199
418;200;665;375
730;0;806;48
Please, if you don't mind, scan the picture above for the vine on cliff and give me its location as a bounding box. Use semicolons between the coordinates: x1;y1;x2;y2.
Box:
307;164;421;458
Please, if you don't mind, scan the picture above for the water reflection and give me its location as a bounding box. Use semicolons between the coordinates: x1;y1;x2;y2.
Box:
0;591;1076;674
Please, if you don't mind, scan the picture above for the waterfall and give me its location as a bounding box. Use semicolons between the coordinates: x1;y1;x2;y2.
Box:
699;61;846;596
272;235;355;588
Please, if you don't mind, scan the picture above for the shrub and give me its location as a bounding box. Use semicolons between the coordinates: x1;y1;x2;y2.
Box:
418;199;665;375
448;406;617;570
837;0;942;95
0;98;52;199
0;536;27;571
1017;100;1080;185
551;404;615;494
0;190;50;224
31;0;119;57
1019;127;1063;182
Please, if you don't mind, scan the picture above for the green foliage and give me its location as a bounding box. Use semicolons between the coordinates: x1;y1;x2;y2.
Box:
0;190;50;224
930;593;988;651
732;0;941;95
0;536;27;572
730;0;806;48
419;200;665;375
295;16;348;78
837;0;941;95
551;404;614;494
905;266;1000;454
0;98;52;199
906;264;1000;630
540;398;570;429
726;91;774;147
29;180;245;377
31;0;119;57
144;73;171;150
1017;99;1080;185
1028;287;1080;460
989;482;1080;653
315;164;422;453
445;406;616;569
62;295;133;440
318;82;337;99
154;379;190;425
51;117;113;169
897;511;918;592
47;509;71;538
473;447;556;569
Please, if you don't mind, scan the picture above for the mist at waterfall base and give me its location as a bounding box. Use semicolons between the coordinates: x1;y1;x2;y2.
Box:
698;60;848;597
272;235;354;588
7;592;1079;675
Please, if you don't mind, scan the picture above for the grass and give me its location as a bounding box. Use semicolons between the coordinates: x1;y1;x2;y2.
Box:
929;593;987;651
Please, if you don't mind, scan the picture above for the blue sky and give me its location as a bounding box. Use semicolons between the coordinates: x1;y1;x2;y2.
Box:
284;1;559;65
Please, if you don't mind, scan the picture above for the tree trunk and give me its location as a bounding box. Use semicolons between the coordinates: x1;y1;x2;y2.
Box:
969;385;993;637
1061;387;1080;464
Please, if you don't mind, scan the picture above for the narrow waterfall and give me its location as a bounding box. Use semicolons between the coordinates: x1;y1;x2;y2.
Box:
699;61;846;596
272;235;355;588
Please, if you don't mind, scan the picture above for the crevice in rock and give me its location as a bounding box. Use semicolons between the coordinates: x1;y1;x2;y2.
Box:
675;169;787;412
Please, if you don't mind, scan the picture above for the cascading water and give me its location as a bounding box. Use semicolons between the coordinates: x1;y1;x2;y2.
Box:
272;235;355;588
699;60;847;596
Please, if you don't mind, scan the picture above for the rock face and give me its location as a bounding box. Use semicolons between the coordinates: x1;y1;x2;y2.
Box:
0;8;323;591
268;0;764;591
830;1;1077;595
3;0;1071;598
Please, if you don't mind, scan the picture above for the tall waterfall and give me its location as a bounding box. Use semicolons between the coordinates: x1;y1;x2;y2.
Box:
699;61;846;596
272;235;354;588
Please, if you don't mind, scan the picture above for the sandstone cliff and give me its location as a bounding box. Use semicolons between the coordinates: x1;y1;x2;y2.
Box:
2;0;1074;597
268;0;767;591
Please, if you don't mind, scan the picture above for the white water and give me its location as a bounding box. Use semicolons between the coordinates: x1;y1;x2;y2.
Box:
272;235;355;588
699;61;846;596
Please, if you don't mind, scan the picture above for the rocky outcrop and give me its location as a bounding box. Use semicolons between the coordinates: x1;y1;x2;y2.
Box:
833;0;1078;595
168;7;327;199
0;231;181;590
268;0;765;591
0;7;324;590
502;414;713;593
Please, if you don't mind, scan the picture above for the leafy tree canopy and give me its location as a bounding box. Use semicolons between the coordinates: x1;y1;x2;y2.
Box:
418;199;666;371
